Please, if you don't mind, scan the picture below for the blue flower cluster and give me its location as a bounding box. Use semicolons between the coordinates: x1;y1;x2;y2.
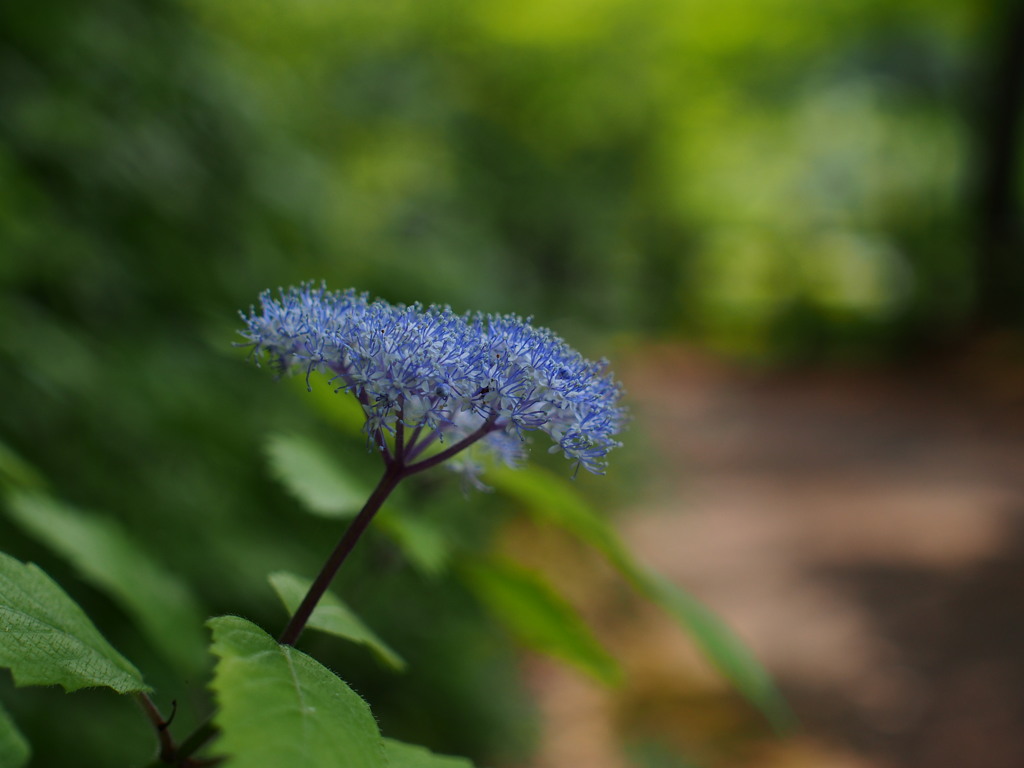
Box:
239;283;626;475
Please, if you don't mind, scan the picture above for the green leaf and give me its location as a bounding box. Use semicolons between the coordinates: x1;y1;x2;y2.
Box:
378;512;451;576
383;738;475;768
268;571;405;670
265;433;369;518
289;371;369;437
487;463;795;731
208;615;387;768
0;441;44;493
0;699;30;768
4;491;206;673
0;551;147;693
264;433;450;574
636;571;795;731
461;558;620;687
487;464;629;571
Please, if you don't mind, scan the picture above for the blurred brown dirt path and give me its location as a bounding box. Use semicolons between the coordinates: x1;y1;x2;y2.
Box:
525;344;1024;768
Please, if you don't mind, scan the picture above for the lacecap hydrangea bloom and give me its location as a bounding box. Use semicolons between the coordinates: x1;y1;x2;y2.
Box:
239;283;626;478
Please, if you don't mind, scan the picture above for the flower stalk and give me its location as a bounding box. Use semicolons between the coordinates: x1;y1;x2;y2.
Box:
277;463;402;646
278;410;503;646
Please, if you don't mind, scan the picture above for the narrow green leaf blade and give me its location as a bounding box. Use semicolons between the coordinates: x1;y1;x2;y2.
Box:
461;558;620;687
264;433;368;518
0;700;30;768
0;440;44;493
487;465;629;570
0;551;147;693
4;491;206;673
208;615;387;768
268;571;405;670
636;571;795;731
488;464;795;731
383;738;475;768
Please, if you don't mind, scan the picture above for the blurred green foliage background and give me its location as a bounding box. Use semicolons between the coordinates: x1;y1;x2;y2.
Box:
1;0;1022;765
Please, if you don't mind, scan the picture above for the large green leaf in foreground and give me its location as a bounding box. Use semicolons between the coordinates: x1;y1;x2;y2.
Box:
268;571;405;670
0;699;30;768
487;464;795;731
383;738;475;768
4;491;206;673
0;551;146;693
208;616;387;768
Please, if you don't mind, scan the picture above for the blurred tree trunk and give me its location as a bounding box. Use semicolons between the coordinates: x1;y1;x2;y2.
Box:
974;0;1024;329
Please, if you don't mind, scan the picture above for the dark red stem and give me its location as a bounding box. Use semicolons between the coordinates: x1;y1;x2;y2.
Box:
278;461;405;646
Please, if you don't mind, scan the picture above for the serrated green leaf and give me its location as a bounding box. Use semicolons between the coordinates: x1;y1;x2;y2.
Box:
265;433;369;518
268;571;405;670
0;699;30;768
383;738;475;768
0;551;146;693
208;615;387;768
4;491;206;673
487;463;795;731
461;558;620;687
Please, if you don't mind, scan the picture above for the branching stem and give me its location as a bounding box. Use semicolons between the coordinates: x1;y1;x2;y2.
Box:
138;693;177;763
157;413;501;764
404;412;500;476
